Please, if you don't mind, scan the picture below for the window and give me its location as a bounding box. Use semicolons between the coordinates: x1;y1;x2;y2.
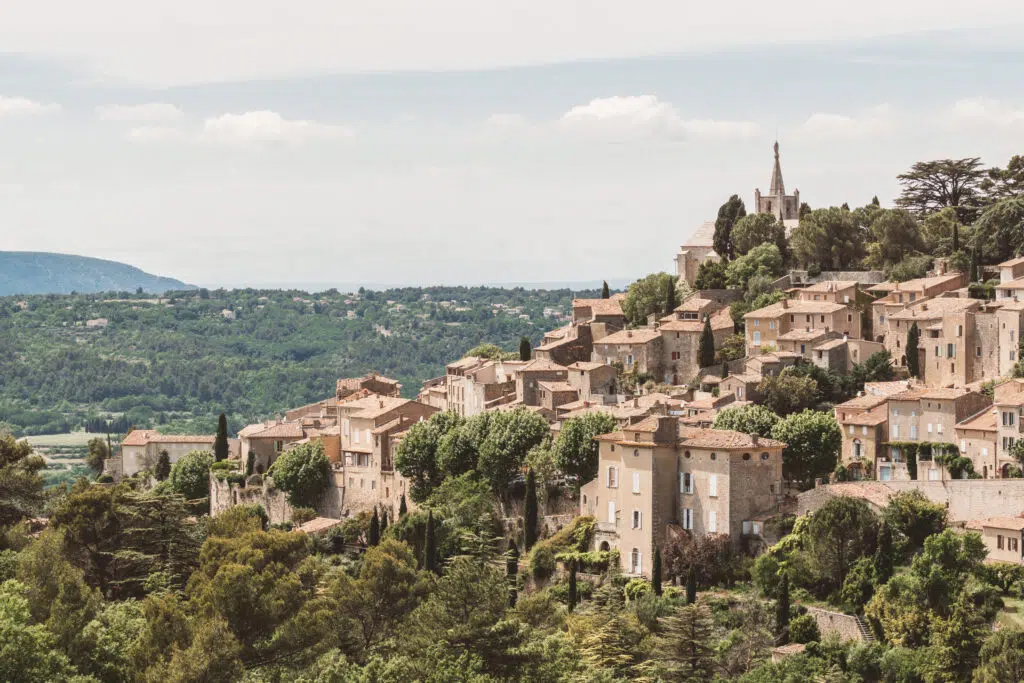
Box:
753;331;761;344
1004;412;1017;427
754;319;760;327
632;472;641;493
682;508;693;530
742;521;751;534
1011;537;1020;552
709;474;718;497
632;510;642;529
630;548;642;574
607;466;618;488
961;439;967;452
821;315;826;323
892;424;900;439
275;440;284;453
849;425;855;436
937;423;943;434
708;511;717;533
998;534;1005;550
769;321;775;330
927;423;933;434
681;472;694;494
371;480;376;490
910;425;918;440
848;314;853;322
947;343;955;357
853;440;862;458
608;501;617;524
977;347;982;357
862;426;868;436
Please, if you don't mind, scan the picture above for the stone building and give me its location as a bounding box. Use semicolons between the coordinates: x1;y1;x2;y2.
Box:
744;299;860;356
115;430;224;478
658;300;734;385
869;272;966;343
580;415;785;577
336;372;402;400
532;322;595;365
835;394;888;481
994;256;1024;300
968;517;1024;565
753;141;800;228
516;359;570;407
565;361;618;403
954;408;1001;479
444;357;526;417
592;328;664;378
993;379;1024;477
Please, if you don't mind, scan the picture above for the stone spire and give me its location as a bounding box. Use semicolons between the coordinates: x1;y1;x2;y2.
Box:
769;141;785;196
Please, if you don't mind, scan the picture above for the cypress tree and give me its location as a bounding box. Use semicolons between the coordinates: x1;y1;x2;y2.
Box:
601;280;611;299
568;559;578;612
871;195;880;206
970;246;979;283
686;566;697;604
380;508;388;536
906;322;921;379
368;507;380;547
698;316;716;368
424;509;437;574
776;572;790;639
154;450;171;482
245;451;255;477
873;520;894;584
399;493;408;517
721;361;729;380
652;547;663;596
524;468;539;551
506;539;520;607
953;222;960;253
664;277;678;316
519;336;532;361
214;413;229;462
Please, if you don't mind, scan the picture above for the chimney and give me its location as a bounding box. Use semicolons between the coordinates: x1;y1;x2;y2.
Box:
627;330;633;338
781;299;788;309
751;433;759;445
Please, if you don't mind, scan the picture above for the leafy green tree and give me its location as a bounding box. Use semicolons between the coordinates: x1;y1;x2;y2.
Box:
464;343;517;361
772;409;841;488
896;157;985;222
553;412;617;487
714;194;747;261
973;628;1024;683
788;614;820;644
867;209;925;267
0;432;46;526
601;281;610;299
920;207;964;256
698;316;716;368
652;547;663;597
0;580;80;683
518;336;531;361
840;556;876;612
790;207;867;270
86;436;110;474
214;413;229;462
269;441;329;508
368;508;381;547
694;260;728;290
142;618;243;683
436;426;478;478
973;197;1024;264
524;469;538;551
725;243;785;289
424;509;437;574
713;404;781;437
395;411;463;503
622;272;682;325
906;322;920;378
873;519;895;585
758;370;820;418
477;408;548;498
883;489;947;555
731;213;788;257
805;496;878;592
76;599;146;683
154;450;171;481
169;449;213;501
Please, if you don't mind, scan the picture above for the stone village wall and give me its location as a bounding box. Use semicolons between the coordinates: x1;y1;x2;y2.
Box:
210;473;345;525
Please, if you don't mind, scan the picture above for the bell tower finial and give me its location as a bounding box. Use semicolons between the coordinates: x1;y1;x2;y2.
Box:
769;140;785;196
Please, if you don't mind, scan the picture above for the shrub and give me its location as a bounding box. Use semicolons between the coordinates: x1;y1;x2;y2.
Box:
550;576;594;604
789;613;821;643
169;450;213;500
268;441;330;508
97;474;114;484
623;577;652;601
555;550;619;574
530;544;556;581
291;507;317;525
210;460;237;472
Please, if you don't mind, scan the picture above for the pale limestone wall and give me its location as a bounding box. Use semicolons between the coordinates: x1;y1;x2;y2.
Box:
840;423;884;479
804;607;866;642
982;526;1024;564
209;473;344;524
799;480;1024;522
957;427;998;479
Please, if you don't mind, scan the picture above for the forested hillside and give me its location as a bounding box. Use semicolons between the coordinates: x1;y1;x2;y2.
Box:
0;286;587;436
0;251;191;296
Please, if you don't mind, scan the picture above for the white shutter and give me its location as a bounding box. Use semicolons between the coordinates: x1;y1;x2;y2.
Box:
709;474;718;497
608;501;616;524
708;511;718;533
632;472;640;493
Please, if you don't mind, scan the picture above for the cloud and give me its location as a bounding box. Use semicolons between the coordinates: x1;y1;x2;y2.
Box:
96;103;183;122
127;110;354;146
801;104;894;138
947;97;1024;127
0;95;60;117
558;95;759;140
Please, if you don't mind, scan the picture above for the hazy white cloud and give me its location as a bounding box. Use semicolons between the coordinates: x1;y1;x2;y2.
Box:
96;103;183;122
0;95;60;117
559;95;759;140
947;97;1024;127
127;110;354;146
801;104;895;138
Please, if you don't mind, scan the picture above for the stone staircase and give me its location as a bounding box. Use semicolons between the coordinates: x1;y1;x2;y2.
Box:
856;616;875;642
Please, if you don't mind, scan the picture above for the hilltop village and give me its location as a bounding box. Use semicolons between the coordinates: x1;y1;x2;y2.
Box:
100;145;1024;579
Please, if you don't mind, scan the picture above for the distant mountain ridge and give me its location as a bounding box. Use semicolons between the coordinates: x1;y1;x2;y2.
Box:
0;251;191;296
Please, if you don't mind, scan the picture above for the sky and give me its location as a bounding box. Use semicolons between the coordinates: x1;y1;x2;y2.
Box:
1;2;1024;289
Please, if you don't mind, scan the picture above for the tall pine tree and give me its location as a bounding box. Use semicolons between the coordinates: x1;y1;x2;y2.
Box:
519;336;532;361
652;547;663;596
776;572;791;640
698;316;716;368
713;194;746;261
424;509;437;574
524;468;539;551
648;604;716;681
906;322;921;379
873;521;894;584
664;278;678;316
601;281;611;299
214;413;229;462
368;507;380;547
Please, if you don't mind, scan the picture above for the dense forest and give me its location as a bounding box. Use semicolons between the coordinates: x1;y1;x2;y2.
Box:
0;286;590;436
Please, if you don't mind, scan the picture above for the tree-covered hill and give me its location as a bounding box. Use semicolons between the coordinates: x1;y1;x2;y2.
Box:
0;286;586;436
0;251;191;296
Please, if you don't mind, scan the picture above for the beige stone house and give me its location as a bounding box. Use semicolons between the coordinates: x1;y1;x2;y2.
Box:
337;372;402;400
572;294;627;329
996;300;1024;377
954;408;1000;479
444;357;526;417
869;272;966;343
240;421;307;474
658;303;734;385
720;373;762;402
117;430;221;478
565;361;618;403
533;322;595;365
744;299;860;356
580;415;785;577
834;394;889;481
792;280;859;305
994;256;1024;301
993;379;1024;477
516;359;570;406
969;517;1024;565
537;381;580;416
592;328;664;378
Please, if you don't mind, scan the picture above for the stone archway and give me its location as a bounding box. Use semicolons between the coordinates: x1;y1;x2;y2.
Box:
599;541;610;552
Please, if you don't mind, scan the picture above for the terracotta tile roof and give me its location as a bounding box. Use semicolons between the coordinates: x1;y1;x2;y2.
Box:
880;272;964;293
674;296;718;312
447;356;486;371
744;300;846;318
572;294;626;317
835;394;888;411
122;429;157;446
921;387;973;400
890;388;932;402
659;308;733;333
777;329;831;342
956;408;997;432
238;423;272;438
864;380;912;397
723;373;762;384
520;359;569;373
841;405;887;426
816;482;894;509
568;361;607;371
249;423;305;439
297;517;344;534
343;395;413;420
801;280;859;292
978;516;1024;531
686;394;736;410
336;372;400;393
994;278;1024;290
888;297;977;320
866;281;897;293
815;339;847;351
595;328;662;345
538;381;578;393
999;256;1024;268
676;425;786;450
122;429;216;446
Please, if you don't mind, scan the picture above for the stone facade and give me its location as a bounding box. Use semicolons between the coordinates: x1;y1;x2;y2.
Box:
592;329;664;379
118;430;223;478
744;299;861;356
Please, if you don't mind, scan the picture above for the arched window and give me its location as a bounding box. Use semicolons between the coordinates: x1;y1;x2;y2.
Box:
630;548;642;574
